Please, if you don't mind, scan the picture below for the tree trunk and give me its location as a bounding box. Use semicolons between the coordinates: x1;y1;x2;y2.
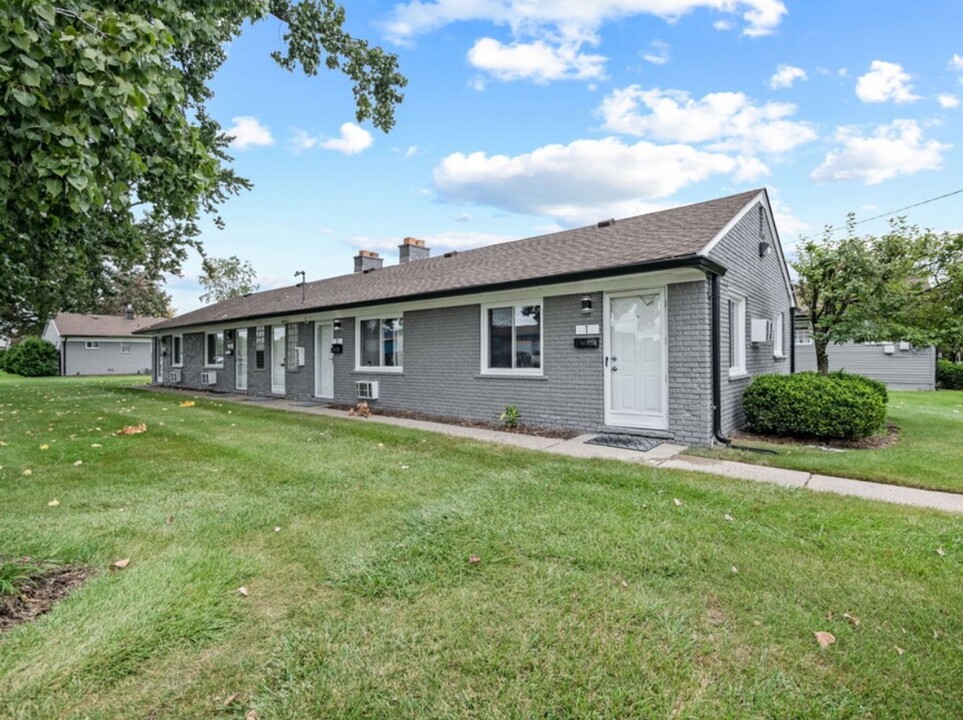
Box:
815;337;831;375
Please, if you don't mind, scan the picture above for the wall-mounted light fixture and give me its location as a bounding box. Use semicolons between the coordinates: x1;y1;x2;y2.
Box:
759;241;772;259
580;296;593;315
333;318;342;332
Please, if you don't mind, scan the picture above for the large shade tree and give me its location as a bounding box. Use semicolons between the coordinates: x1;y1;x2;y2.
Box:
0;0;406;335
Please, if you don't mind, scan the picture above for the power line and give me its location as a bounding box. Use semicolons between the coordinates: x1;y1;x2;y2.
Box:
796;186;963;242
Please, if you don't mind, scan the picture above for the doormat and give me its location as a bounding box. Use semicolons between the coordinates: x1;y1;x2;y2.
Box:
586;434;664;452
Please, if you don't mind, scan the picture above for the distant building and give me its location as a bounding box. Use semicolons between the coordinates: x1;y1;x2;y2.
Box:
42;309;165;376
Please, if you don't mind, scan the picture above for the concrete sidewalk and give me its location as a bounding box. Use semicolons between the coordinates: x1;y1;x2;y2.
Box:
139;387;963;514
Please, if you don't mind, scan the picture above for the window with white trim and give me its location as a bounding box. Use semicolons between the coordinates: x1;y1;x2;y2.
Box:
357;317;403;370
795;329;813;345
85;341;100;350
120;342;132;354
773;313;784;358
171;335;184;367
728;296;746;377
205;331;224;367
482;301;543;374
255;326;265;369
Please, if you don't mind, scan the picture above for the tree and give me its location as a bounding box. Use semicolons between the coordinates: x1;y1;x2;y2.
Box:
794;215;963;373
199;256;259;304
1;1;405;332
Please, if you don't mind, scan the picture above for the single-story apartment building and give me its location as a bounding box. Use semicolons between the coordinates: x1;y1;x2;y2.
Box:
138;188;796;446
43;310;166;376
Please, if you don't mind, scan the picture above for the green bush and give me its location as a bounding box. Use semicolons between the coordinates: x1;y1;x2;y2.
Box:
743;372;887;440
937;359;963;390
0;346;6;372
829;370;888;405
3;337;59;377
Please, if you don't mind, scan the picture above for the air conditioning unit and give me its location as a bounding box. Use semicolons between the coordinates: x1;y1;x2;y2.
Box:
898;341;911;351
356;380;379;400
296;346;306;367
200;371;217;385
750;318;773;344
883;344;895;355
167;369;182;383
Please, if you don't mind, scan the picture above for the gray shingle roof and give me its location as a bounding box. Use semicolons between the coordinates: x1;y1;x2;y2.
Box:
143;188;762;333
52;312;167;337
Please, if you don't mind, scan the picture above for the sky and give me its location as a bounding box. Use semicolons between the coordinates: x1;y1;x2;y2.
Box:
167;0;963;314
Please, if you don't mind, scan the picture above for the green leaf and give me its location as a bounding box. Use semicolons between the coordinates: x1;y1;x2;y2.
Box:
12;89;36;107
66;174;89;191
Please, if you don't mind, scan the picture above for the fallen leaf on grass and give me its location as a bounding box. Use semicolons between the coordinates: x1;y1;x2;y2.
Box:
246;711;258;720
166;515;175;524
39;444;49;450
731;566;738;574
724;514;733;522
843;613;861;626
673;498;683;507
179;401;196;408
274;526;281;533
22;468;32;476
468;555;481;565
117;424;147;435
112;558;130;570
48;499;59;507
223;693;239;707
73;460;83;467
936;547;946;557
238;586;249;597
814;631;836;649
895;646;905;656
91;443;102;448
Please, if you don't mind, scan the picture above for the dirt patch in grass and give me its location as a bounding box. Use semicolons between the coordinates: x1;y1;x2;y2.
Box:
732;424;900;450
0;562;93;632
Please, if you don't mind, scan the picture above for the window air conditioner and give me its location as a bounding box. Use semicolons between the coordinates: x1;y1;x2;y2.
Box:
750;318;772;344
356;380;379;400
200;371;217;385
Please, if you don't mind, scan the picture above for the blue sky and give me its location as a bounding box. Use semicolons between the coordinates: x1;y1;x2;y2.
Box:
168;0;963;313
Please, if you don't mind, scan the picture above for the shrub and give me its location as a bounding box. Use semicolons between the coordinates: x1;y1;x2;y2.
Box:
0;346;6;372
829;370;888;405
937;359;963;390
3;337;59;377
743;372;887;440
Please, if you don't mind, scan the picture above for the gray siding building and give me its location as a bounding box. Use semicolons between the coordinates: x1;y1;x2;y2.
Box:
140;189;796;446
43;311;165;376
794;337;936;391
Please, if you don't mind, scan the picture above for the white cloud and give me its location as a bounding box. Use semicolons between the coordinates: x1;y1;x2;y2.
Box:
432;136;767;226
455;213;471;222
467;36;606;82
225;116;274;149
713;19;733;30
290;129;319;151
469;76;487;91
770;64;806;89
404;145;419;159
321;123;374;155
766;187;809;241
811;119;949;185
938;94;960;109
951;54;963;71
855;60;920;104
598;85;816;155
641;40;670;65
383;1;787;44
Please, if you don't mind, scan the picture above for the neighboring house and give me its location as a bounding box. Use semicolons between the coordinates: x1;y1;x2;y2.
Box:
43;310;165;376
793;321;936;390
138;189;796;446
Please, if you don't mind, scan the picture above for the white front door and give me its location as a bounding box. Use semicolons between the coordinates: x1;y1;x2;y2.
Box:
235;329;248;391
271;326;286;395
605;290;667;429
315;324;334;399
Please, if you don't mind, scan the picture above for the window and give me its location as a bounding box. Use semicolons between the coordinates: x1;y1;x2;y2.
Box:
773;313;784;358
286;324;299;370
255;326;265;369
171;335;183;367
795;329;813;345
85;341;100;350
357;317;403;370
120;342;131;354
205;331;224;367
728;297;746;377
482;301;542;374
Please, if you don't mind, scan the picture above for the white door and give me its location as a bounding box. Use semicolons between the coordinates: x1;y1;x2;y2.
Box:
235;329;248;391
315;324;334;399
605;290;667;429
271;326;286;395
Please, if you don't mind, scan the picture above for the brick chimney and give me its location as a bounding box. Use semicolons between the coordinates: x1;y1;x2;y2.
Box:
125;304;135;320
353;250;384;273
398;237;430;264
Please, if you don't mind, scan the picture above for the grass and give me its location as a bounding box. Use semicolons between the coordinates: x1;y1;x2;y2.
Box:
687;390;963;494
0;373;961;719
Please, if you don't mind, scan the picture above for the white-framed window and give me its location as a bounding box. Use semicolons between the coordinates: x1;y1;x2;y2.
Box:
356;316;403;371
171;335;184;367
480;300;543;375
773;313;784;358
120;342;132;354
728;296;747;377
205;331;224;367
795;329;813;345
85;341;100;350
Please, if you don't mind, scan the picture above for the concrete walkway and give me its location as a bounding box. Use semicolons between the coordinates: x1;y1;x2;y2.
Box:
139;387;963;514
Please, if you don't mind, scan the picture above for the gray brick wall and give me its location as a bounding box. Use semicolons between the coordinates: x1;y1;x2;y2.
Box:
667;281;713;446
710;202;793;436
63;339;152;376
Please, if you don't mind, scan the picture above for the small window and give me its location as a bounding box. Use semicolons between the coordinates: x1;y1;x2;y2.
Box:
286;324;299;371
795;329;813;345
728;297;746;377
482;301;542;374
206;331;224;367
356;317;403;370
255;326;265;369
85;341;100;350
120;342;132;354
773;313;784;358
171;335;183;366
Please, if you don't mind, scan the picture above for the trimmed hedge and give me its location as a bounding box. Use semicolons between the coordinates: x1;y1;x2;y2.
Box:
937;359;963;390
3;337;59;377
829;370;888;405
743;372;887;440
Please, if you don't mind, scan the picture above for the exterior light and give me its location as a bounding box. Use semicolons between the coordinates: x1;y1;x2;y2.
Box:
333;318;342;332
581;296;593;315
759;241;772;258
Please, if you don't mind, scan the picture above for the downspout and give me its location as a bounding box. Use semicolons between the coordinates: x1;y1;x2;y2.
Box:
789;310;796;374
710;274;730;445
61;336;67;376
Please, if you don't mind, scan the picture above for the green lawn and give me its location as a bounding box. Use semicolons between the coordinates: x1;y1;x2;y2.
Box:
688;390;963;494
0;374;960;719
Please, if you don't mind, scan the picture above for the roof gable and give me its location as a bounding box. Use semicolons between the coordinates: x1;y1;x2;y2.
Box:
51;313;167;338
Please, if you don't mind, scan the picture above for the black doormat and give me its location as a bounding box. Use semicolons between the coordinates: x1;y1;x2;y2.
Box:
586;434;664;452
